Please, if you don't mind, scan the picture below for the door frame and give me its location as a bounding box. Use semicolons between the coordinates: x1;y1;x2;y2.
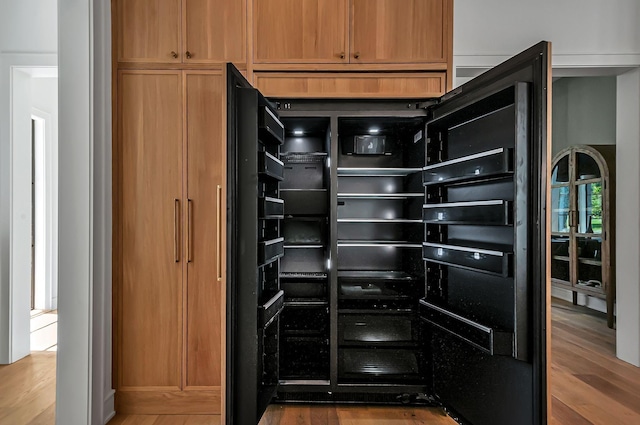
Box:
0;55;56;365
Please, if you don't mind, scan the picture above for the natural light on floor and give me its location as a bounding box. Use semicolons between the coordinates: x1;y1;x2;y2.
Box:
30;310;57;351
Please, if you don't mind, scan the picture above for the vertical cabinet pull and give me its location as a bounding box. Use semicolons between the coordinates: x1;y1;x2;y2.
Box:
217;185;222;281
187;199;193;262
174;199;180;262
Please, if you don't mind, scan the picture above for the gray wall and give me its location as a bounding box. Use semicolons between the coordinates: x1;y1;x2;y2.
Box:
552;77;617;157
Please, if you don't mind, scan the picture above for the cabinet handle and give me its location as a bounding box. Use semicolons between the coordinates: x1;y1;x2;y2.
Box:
185;51;192;59
174;199;180;262
339;52;345;59
216;185;222;281
170;51;178;59
187;199;193;263
353;52;360;59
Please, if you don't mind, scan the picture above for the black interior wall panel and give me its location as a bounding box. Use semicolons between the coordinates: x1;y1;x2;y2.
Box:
432;333;532;425
337;222;405;241
447;225;513;248
445;178;514;203
445;268;515;331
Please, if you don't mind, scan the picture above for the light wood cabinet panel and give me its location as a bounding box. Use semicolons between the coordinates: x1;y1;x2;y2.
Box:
117;0;182;63
254;72;446;98
350;0;448;63
185;73;225;388
253;0;348;63
184;0;246;63
118;71;183;388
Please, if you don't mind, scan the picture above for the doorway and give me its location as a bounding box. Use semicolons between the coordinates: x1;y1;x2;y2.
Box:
9;66;59;355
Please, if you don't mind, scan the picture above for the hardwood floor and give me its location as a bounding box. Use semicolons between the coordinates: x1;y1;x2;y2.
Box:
0;352;56;425
550;299;640;425
2;301;639;425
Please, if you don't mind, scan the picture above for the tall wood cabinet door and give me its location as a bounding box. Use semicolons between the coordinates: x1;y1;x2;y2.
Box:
116;0;182;63
117;71;183;389
350;0;450;64
253;0;348;63
185;72;225;390
183;0;246;64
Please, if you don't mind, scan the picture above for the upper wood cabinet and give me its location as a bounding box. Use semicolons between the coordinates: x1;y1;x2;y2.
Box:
115;0;246;64
350;0;448;63
253;0;349;64
252;0;451;65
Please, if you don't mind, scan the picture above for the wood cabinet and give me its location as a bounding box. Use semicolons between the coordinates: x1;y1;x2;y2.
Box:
253;0;348;64
115;0;246;64
350;0;449;63
252;0;452;67
550;145;616;328
114;70;226;413
254;71;446;98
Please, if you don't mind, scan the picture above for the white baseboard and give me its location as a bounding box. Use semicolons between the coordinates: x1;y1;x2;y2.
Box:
103;389;115;425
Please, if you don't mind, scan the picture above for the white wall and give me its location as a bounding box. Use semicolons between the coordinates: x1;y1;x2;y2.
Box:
454;0;640;69
31;76;59;310
0;0;58;53
552;77;616;157
616;68;640;367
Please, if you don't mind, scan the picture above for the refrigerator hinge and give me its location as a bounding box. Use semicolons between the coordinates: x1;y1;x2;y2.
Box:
418;100;439;109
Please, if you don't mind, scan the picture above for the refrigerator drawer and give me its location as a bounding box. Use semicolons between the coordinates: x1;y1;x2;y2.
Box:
258;105;284;145
259;151;284;181
258;237;284;267
338;349;424;384
423;200;512;225
259;196;284;219
339;314;417;346
281;189;328;215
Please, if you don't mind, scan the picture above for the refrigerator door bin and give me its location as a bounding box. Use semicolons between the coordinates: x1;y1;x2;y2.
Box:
423;148;513;186
259;290;285;328
258;237;285;267
259;151;285;181
418;299;513;357
423;200;512;225
422;242;512;277
258;105;285;145
259;196;285;219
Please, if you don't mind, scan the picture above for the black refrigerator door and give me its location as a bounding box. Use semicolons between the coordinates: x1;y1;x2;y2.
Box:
226;64;286;425
420;42;550;425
